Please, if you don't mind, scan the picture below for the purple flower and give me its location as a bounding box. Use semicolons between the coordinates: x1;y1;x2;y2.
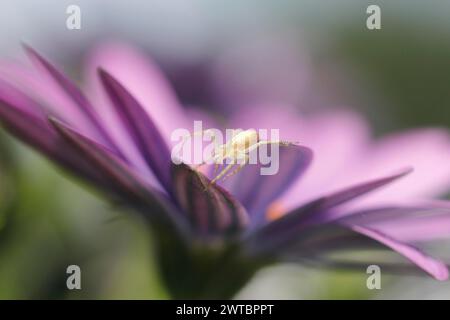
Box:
0;43;450;298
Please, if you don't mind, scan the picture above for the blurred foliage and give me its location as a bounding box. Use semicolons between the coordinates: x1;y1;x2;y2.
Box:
0;132;167;299
334;22;450;134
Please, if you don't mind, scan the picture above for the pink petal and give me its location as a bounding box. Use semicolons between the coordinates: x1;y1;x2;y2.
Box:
347;225;449;280
342;204;450;243
99;69;172;191
342;129;450;210
223;145;313;226
0;87;101;184
11;48;103;141
50;118;168;203
83;42;189;146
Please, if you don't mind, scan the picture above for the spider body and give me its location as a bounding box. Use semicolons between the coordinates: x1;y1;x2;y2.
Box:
186;129;297;186
228;129;259;154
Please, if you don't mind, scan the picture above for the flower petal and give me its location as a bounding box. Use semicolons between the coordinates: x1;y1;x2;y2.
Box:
262;208;450;280
99;69;172;192
339;204;450;243
50;118;184;224
341;129;450;211
348;225;448;280
24;45;119;152
304;167;414;223
262;205;450;252
172;163;248;237
251;168;412;244
293;257;449;278
222;145;313;227
83;42;189;145
0;81;102;183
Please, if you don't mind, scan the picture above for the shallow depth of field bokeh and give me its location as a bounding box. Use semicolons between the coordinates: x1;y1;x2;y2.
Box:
0;0;450;299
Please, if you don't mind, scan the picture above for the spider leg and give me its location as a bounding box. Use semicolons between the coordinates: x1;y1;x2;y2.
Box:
195;147;225;169
210;162;236;185
221;155;249;181
273;140;299;146
244;140;298;154
194;154;214;169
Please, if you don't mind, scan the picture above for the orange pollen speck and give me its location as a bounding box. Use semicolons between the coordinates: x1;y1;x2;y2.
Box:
266;201;286;221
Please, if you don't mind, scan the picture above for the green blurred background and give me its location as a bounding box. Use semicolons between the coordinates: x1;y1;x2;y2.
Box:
0;0;450;299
